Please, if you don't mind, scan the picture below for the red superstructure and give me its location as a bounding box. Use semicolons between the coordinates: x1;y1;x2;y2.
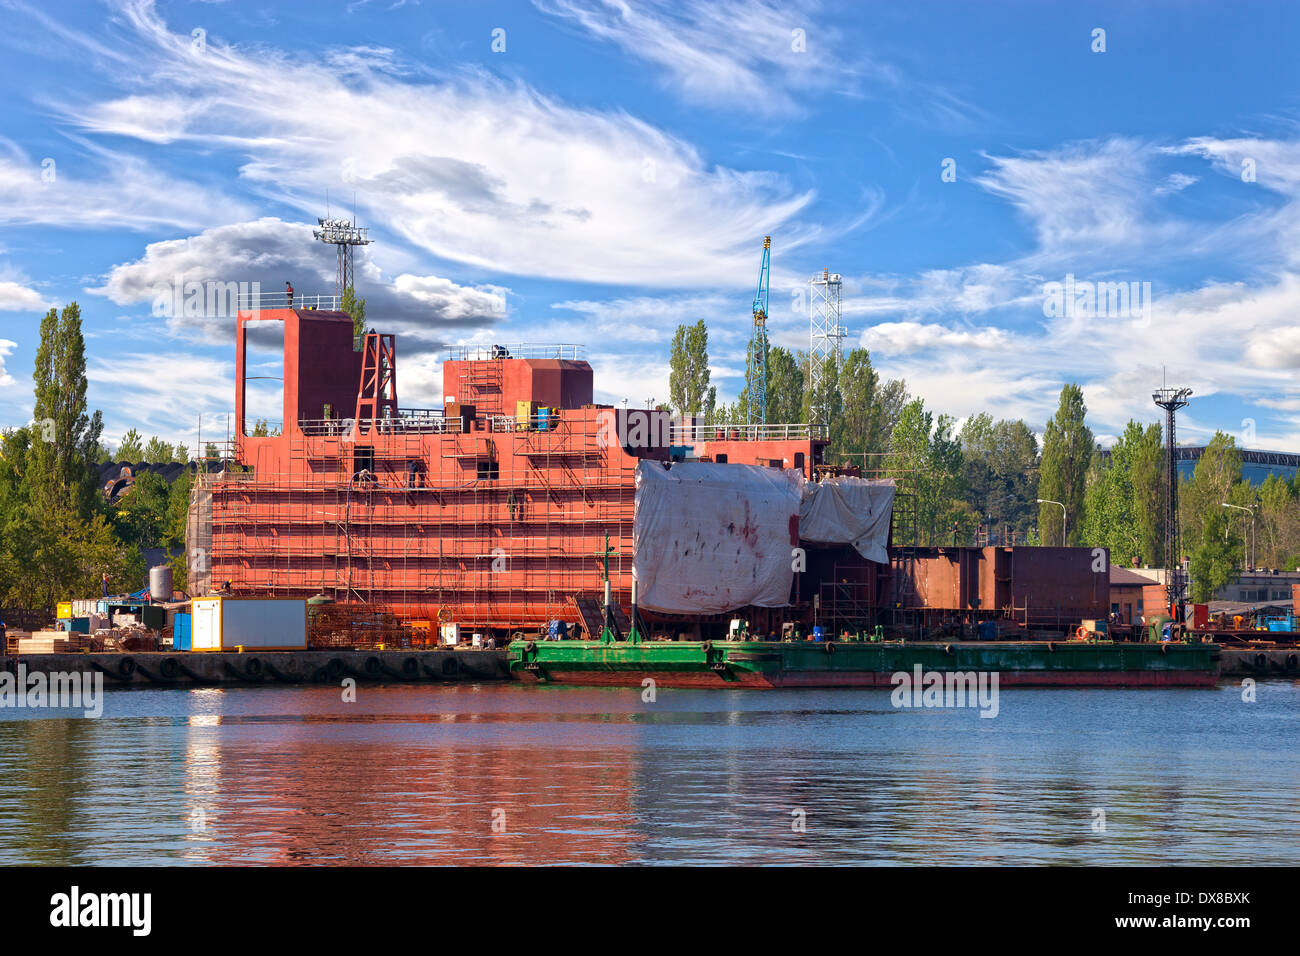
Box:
198;307;829;634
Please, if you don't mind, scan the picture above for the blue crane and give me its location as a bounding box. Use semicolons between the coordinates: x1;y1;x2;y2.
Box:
746;236;771;425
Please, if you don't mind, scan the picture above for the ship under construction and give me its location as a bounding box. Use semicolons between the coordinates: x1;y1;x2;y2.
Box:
187;304;1115;643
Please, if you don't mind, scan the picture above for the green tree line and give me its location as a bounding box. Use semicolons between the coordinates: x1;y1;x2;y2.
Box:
666;319;1300;597
0;303;193;614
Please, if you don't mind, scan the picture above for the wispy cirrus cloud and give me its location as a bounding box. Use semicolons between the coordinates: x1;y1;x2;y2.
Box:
974;138;1178;252
534;0;854;114
86;352;234;448
0;139;250;232
49;0;815;287
534;0;984;125
839;134;1300;444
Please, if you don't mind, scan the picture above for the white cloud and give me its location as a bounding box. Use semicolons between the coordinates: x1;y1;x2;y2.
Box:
87;352;234;447
0;338;17;388
1154;172;1197;195
550;292;741;345
975;139;1178;252
534;0;983;125
57;1;814;287
1244;322;1300;370
535;0;853;114
1171;137;1300;196
0;140;250;231
863;321;1013;355
89;217;508;352
0;279;52;311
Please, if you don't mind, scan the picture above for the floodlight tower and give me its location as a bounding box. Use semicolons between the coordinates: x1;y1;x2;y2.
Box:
313;216;371;298
1153;384;1193;620
809;268;846;424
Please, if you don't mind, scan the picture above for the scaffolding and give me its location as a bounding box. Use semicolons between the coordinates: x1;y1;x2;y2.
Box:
203;402;637;636
198;309;844;640
808;450;916;638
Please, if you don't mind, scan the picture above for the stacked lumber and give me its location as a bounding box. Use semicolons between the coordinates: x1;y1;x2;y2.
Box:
17;631;75;653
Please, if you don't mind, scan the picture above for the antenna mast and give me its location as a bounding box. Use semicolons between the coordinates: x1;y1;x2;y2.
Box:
809;267;846;425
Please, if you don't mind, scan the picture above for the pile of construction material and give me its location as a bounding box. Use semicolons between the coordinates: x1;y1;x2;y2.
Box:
308;604;415;649
9;625;160;654
93;626;158;652
16;630;100;654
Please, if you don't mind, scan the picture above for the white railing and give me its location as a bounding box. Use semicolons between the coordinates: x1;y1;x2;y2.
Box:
235;291;343;312
446;344;585;361
298;411;462;436
673;422;828;443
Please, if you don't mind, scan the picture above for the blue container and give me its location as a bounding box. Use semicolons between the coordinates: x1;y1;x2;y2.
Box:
977;620;997;641
537;407;551;431
812;626;825;642
174;612;191;651
57;617;90;634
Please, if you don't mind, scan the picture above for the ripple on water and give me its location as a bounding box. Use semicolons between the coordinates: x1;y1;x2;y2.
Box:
0;681;1296;865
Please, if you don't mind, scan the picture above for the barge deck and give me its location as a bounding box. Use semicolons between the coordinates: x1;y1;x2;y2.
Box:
509;639;1222;688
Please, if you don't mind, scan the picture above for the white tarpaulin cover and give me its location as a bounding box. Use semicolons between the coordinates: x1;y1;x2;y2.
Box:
798;476;896;564
634;461;802;614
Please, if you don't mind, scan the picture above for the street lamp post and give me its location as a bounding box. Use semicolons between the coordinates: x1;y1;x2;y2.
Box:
1037;498;1067;547
1221;502;1255;570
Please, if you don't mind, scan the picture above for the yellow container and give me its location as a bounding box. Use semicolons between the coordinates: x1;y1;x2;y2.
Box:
516;400;538;430
56;602;73;620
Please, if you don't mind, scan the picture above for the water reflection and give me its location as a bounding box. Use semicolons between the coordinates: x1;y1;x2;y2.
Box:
0;682;1297;865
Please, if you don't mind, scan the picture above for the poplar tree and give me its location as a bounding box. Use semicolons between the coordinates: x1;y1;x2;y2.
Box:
30;302;103;518
887;399;966;544
765;346;803;425
341;285;367;347
836;348;908;467
1037;384;1093;546
667;319;713;419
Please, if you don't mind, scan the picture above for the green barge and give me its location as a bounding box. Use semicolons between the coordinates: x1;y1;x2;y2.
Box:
508;637;1221;688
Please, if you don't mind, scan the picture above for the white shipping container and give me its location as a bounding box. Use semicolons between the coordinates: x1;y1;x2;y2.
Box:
440;623;460;645
190;597;307;651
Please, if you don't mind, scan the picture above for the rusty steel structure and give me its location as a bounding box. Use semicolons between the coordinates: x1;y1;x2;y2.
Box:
900;546;1110;634
192;307;832;636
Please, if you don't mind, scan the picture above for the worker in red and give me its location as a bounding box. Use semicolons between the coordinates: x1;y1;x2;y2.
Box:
285;281;294;307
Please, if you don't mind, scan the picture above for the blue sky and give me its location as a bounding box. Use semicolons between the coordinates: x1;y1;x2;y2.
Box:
2;0;1299;454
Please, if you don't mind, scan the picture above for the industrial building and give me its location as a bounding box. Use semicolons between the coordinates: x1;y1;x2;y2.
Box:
189;307;851;637
184;304;1121;641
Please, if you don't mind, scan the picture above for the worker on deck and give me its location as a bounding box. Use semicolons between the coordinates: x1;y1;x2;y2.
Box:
285;281;294;308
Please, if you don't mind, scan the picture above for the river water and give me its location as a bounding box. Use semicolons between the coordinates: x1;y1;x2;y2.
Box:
1;680;1296;865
